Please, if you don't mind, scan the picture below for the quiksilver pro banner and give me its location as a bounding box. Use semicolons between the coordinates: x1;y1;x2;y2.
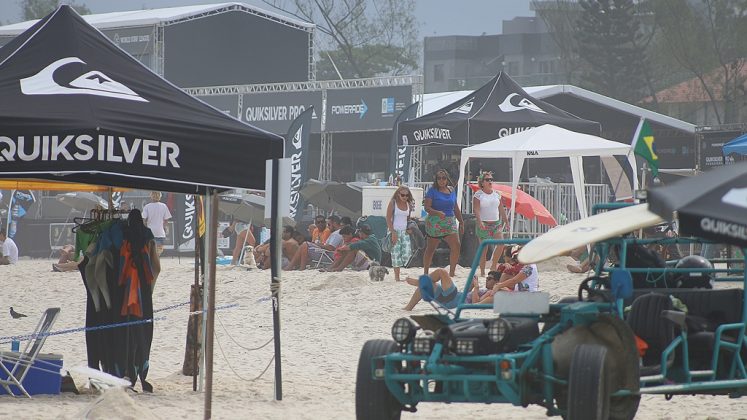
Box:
284;107;313;223
389;102;420;183
174;193;198;252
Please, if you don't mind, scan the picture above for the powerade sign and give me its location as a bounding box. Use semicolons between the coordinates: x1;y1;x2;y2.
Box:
241;91;322;134
326;86;412;132
196;95;240;119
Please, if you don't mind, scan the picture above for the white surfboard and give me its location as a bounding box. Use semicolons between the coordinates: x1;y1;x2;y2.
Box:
518;204;663;264
70;365;132;389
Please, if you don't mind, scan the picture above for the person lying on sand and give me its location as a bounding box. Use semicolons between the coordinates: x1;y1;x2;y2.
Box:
403;269;501;310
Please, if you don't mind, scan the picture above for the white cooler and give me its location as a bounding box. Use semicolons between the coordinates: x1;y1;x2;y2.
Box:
361;186;423;218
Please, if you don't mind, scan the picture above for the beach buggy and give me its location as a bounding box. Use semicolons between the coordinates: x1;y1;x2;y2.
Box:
355;202;747;419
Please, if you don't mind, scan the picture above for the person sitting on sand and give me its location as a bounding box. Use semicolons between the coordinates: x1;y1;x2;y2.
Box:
325;224;381;272
403;269;500;310
52;243;82;272
488;245;539;293
254;226;300;269
286;216;343;270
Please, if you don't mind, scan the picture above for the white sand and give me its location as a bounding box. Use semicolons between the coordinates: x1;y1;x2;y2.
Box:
0;257;746;419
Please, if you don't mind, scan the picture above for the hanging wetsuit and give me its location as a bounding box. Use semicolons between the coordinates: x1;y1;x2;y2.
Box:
119;209;160;391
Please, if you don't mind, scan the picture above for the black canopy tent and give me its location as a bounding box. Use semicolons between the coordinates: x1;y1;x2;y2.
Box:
0;6;284;416
0;6;282;193
398;72;601;146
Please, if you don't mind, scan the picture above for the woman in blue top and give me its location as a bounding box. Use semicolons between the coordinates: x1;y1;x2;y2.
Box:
423;169;464;276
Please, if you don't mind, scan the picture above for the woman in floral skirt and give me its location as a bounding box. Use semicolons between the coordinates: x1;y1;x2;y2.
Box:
385;186;415;281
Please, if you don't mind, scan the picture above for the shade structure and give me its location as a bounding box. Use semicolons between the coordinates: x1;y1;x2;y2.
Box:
722;133;747;156
398;72;600;146
467;183;556;226
0;6;283;194
300;179;368;219
0;180;130;191
647;162;747;247
456;124;637;237
218;194;296;227
56;191;108;211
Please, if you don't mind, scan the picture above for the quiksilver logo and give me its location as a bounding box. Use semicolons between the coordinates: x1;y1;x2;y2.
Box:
447;100;474;114
498;93;545;113
20;57;148;102
700;217;747;240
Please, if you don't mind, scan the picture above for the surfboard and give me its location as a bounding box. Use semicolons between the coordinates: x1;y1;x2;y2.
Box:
70;365;132;389
518;204;664;264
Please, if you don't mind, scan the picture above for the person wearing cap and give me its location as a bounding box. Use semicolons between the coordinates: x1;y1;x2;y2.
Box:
326;224;381;272
286;215;342;270
142;191;172;256
491;245;539;292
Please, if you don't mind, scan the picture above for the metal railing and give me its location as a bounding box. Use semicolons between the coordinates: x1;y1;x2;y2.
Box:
413;181;610;237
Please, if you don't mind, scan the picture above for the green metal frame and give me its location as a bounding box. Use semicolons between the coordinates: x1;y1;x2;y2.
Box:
369;230;747;416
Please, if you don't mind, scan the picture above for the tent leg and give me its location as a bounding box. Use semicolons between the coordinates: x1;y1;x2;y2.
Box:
203;190;219;420
270;158;283;400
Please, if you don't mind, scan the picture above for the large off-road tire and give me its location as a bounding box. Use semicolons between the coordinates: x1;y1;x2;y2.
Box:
355;339;402;420
598;315;640;420
567;344;610;420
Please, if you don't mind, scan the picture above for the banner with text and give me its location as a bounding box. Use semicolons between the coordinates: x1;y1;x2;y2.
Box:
173;193;198;252
326;86;412;132
285;107;313;222
389;101;420;182
241;91;322;134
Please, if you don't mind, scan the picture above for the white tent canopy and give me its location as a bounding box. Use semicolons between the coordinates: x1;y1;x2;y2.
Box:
456;124;639;236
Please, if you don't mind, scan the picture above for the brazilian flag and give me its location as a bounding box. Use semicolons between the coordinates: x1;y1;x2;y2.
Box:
634;120;658;177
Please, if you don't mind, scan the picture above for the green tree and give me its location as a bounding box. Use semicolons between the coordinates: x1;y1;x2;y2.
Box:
575;0;649;102
263;0;419;79
21;0;90;20
649;0;747;124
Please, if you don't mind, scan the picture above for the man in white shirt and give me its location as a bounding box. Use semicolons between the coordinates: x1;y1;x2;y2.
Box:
0;230;19;265
142;191;172;256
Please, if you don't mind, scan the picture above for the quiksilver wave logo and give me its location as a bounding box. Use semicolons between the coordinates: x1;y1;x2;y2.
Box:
498;93;545;113
700;217;747;240
20;57;148;102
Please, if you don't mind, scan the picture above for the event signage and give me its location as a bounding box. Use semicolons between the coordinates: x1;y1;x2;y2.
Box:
174;193;198;252
196;95;241;119
102;27;154;56
285;107;313;222
241;91;322;134
389;102;420;182
326;86;412;132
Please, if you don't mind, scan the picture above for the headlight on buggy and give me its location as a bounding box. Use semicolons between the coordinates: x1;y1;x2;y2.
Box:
413;331;435;354
391;318;418;345
454;338;476;355
486;318;511;343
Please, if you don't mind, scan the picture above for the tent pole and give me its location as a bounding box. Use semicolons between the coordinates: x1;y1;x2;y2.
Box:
270;158;283;400
203;189;219;419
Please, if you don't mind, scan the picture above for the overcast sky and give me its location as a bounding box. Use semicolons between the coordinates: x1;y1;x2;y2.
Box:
0;0;533;37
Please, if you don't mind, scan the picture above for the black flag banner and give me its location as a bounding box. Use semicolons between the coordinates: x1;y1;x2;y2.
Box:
285;106;313;222
389;102;420;182
174;193;198;252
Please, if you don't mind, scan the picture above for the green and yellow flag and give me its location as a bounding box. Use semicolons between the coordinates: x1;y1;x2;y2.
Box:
633;120;658;177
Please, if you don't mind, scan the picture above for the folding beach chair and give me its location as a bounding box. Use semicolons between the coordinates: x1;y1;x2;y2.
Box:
312;249;335;269
0;307;61;397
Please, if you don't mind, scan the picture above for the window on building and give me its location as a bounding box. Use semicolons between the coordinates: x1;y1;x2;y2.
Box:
434;64;444;82
507;62;519;75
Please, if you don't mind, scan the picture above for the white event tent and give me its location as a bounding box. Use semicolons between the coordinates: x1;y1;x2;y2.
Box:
456;124;638;236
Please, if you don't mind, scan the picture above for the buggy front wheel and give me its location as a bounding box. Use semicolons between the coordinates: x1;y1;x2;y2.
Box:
355;339;402;420
567;344;610;420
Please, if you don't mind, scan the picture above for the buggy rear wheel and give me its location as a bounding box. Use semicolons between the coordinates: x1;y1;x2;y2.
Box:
567;344;610;420
355;339;402;420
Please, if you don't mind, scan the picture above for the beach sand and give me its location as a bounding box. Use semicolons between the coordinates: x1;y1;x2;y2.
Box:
0;257;746;419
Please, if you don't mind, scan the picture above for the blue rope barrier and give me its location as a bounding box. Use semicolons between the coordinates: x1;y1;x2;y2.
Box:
0;302;238;345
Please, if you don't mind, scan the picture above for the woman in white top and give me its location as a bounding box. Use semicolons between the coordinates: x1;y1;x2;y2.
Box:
386;186;414;281
472;172;508;276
